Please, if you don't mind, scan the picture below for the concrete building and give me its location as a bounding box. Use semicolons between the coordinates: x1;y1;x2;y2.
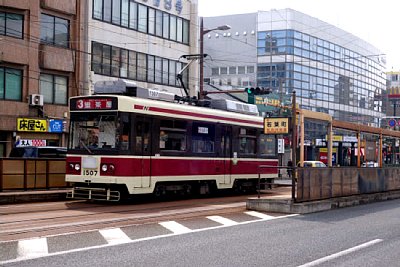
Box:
203;9;386;130
87;0;199;97
0;0;199;157
0;0;86;157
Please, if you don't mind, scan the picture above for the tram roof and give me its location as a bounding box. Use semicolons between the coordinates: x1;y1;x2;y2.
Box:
70;95;264;128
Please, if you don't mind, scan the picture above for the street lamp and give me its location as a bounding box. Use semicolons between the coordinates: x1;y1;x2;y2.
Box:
199;17;231;99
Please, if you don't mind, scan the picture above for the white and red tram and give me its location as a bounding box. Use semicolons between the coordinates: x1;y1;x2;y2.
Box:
66;82;278;201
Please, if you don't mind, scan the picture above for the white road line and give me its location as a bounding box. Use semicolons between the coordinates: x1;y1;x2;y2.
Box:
1;213;298;265
159;221;192;234
99;228;131;244
206;215;238;226
17;238;48;259
245;211;275;220
297;239;383;267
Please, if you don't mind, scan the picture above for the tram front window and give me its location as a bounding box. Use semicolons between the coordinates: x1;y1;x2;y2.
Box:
70;114;119;152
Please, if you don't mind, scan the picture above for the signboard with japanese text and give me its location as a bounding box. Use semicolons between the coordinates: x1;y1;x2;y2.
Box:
70;97;117;111
17;118;47;132
16;139;47;147
141;0;183;14
263;117;289;134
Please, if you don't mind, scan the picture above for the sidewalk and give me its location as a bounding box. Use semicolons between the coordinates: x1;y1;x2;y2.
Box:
0;189;71;204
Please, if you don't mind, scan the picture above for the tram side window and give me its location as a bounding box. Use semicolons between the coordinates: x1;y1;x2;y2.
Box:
259;134;276;157
239;128;257;155
192;123;215;153
159;119;187;151
118;115;130;151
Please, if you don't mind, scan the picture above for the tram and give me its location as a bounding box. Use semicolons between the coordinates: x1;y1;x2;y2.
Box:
66;80;278;201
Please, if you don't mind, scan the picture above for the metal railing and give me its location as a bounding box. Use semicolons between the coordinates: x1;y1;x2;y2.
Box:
0;158;68;191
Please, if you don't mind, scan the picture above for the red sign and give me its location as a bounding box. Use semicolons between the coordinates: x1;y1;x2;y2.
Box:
76;98;113;110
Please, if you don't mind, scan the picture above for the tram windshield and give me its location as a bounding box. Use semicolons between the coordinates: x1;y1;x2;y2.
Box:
69;113;125;153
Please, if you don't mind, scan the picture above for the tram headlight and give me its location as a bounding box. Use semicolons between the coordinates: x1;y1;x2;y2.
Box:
109;164;115;171
74;164;81;171
101;164;108;172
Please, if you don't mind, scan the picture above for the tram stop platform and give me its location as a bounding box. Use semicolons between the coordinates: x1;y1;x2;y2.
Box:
248;183;400;214
0;189;71;204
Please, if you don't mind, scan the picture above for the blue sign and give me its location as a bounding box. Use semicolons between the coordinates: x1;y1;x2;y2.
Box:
48;119;64;133
388;119;397;128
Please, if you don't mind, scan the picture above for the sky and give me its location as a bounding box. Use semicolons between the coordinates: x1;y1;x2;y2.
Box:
198;0;400;71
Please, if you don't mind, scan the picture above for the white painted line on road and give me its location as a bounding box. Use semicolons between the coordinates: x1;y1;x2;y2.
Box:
245;211;275;220
159;221;192;234
99;228;131;244
1;213;298;265
17;238;48;259
206;215;238;226
297;239;383;267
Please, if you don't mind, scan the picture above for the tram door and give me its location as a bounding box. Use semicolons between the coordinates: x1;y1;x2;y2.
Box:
135;117;152;188
221;126;232;184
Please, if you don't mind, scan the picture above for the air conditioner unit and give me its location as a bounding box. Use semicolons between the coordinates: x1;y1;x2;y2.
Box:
29;94;44;106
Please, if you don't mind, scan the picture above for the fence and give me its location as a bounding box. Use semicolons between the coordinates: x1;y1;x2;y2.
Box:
0;158;68;191
296;167;400;202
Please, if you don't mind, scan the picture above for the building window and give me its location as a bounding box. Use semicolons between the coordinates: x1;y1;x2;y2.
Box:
247;66;254;73
238;66;246;74
138;4;148;33
91;0;189;45
220;67;227;75
92;41;185;88
0;67;22;100
39;74;68;105
40;14;69;47
229;67;236;75
211;68;219;76
0;12;24;39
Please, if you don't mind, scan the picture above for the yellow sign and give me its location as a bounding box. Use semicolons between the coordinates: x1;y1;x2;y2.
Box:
17;118;47;132
264;117;289;134
325;135;343;142
319;148;337;153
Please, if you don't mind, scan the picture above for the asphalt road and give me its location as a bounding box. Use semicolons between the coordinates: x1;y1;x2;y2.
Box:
3;198;400;267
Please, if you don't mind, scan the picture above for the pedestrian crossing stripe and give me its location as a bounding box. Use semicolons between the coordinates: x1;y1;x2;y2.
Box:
0;212;298;265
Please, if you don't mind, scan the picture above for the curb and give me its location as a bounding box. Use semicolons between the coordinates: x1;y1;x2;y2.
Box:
0;189;71;204
247;189;400;214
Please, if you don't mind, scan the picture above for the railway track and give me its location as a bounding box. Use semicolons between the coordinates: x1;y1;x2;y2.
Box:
0;188;290;242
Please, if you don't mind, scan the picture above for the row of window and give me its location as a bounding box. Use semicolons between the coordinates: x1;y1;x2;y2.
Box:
92;41;188;87
1;11;70;49
0;11;24;39
211;65;255;76
93;0;189;45
157;120;275;156
0;67;67;105
257;30;384;74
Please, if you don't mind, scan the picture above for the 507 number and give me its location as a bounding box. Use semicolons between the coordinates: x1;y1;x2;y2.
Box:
83;170;98;176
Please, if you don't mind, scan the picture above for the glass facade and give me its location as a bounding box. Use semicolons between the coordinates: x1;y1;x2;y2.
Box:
257;29;386;127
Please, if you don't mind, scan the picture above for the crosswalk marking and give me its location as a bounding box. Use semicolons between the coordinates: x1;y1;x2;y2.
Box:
159;221;192;234
206;215;238;226
17;238;48;259
245;211;275;220
99;228;131;244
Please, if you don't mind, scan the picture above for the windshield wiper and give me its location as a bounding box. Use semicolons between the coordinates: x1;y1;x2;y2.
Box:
80;140;93;154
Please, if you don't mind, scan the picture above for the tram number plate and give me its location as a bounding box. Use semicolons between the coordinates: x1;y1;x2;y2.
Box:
83;169;98;176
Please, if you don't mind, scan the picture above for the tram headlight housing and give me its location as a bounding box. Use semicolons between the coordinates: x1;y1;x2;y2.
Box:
101;164;108;172
74;163;81;171
101;163;115;174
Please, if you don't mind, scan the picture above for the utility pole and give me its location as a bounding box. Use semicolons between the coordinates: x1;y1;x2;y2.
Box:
291;91;297;200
